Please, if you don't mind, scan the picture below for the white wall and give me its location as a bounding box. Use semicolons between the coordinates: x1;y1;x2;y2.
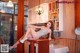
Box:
28;3;49;24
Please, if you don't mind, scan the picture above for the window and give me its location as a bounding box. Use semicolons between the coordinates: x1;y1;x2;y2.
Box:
0;1;28;46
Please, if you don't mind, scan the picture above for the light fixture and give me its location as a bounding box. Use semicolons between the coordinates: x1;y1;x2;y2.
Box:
6;0;14;8
35;0;44;15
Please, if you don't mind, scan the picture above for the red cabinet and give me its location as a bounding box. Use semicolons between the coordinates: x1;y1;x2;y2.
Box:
26;39;49;53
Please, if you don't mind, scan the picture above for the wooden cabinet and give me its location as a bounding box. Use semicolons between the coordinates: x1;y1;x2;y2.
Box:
24;39;49;53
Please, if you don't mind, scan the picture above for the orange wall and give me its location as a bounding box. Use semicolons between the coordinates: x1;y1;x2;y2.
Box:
75;0;80;27
61;0;75;39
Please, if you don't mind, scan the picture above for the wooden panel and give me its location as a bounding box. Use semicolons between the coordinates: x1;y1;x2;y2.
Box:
75;0;80;27
38;40;49;53
77;40;80;53
24;38;80;53
17;0;24;53
24;41;29;53
55;38;80;53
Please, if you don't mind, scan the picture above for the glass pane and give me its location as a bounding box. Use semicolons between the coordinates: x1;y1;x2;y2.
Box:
0;1;14;14
0;14;13;44
24;6;28;32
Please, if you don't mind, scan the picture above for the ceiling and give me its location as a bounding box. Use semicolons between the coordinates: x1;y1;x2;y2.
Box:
0;0;55;6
